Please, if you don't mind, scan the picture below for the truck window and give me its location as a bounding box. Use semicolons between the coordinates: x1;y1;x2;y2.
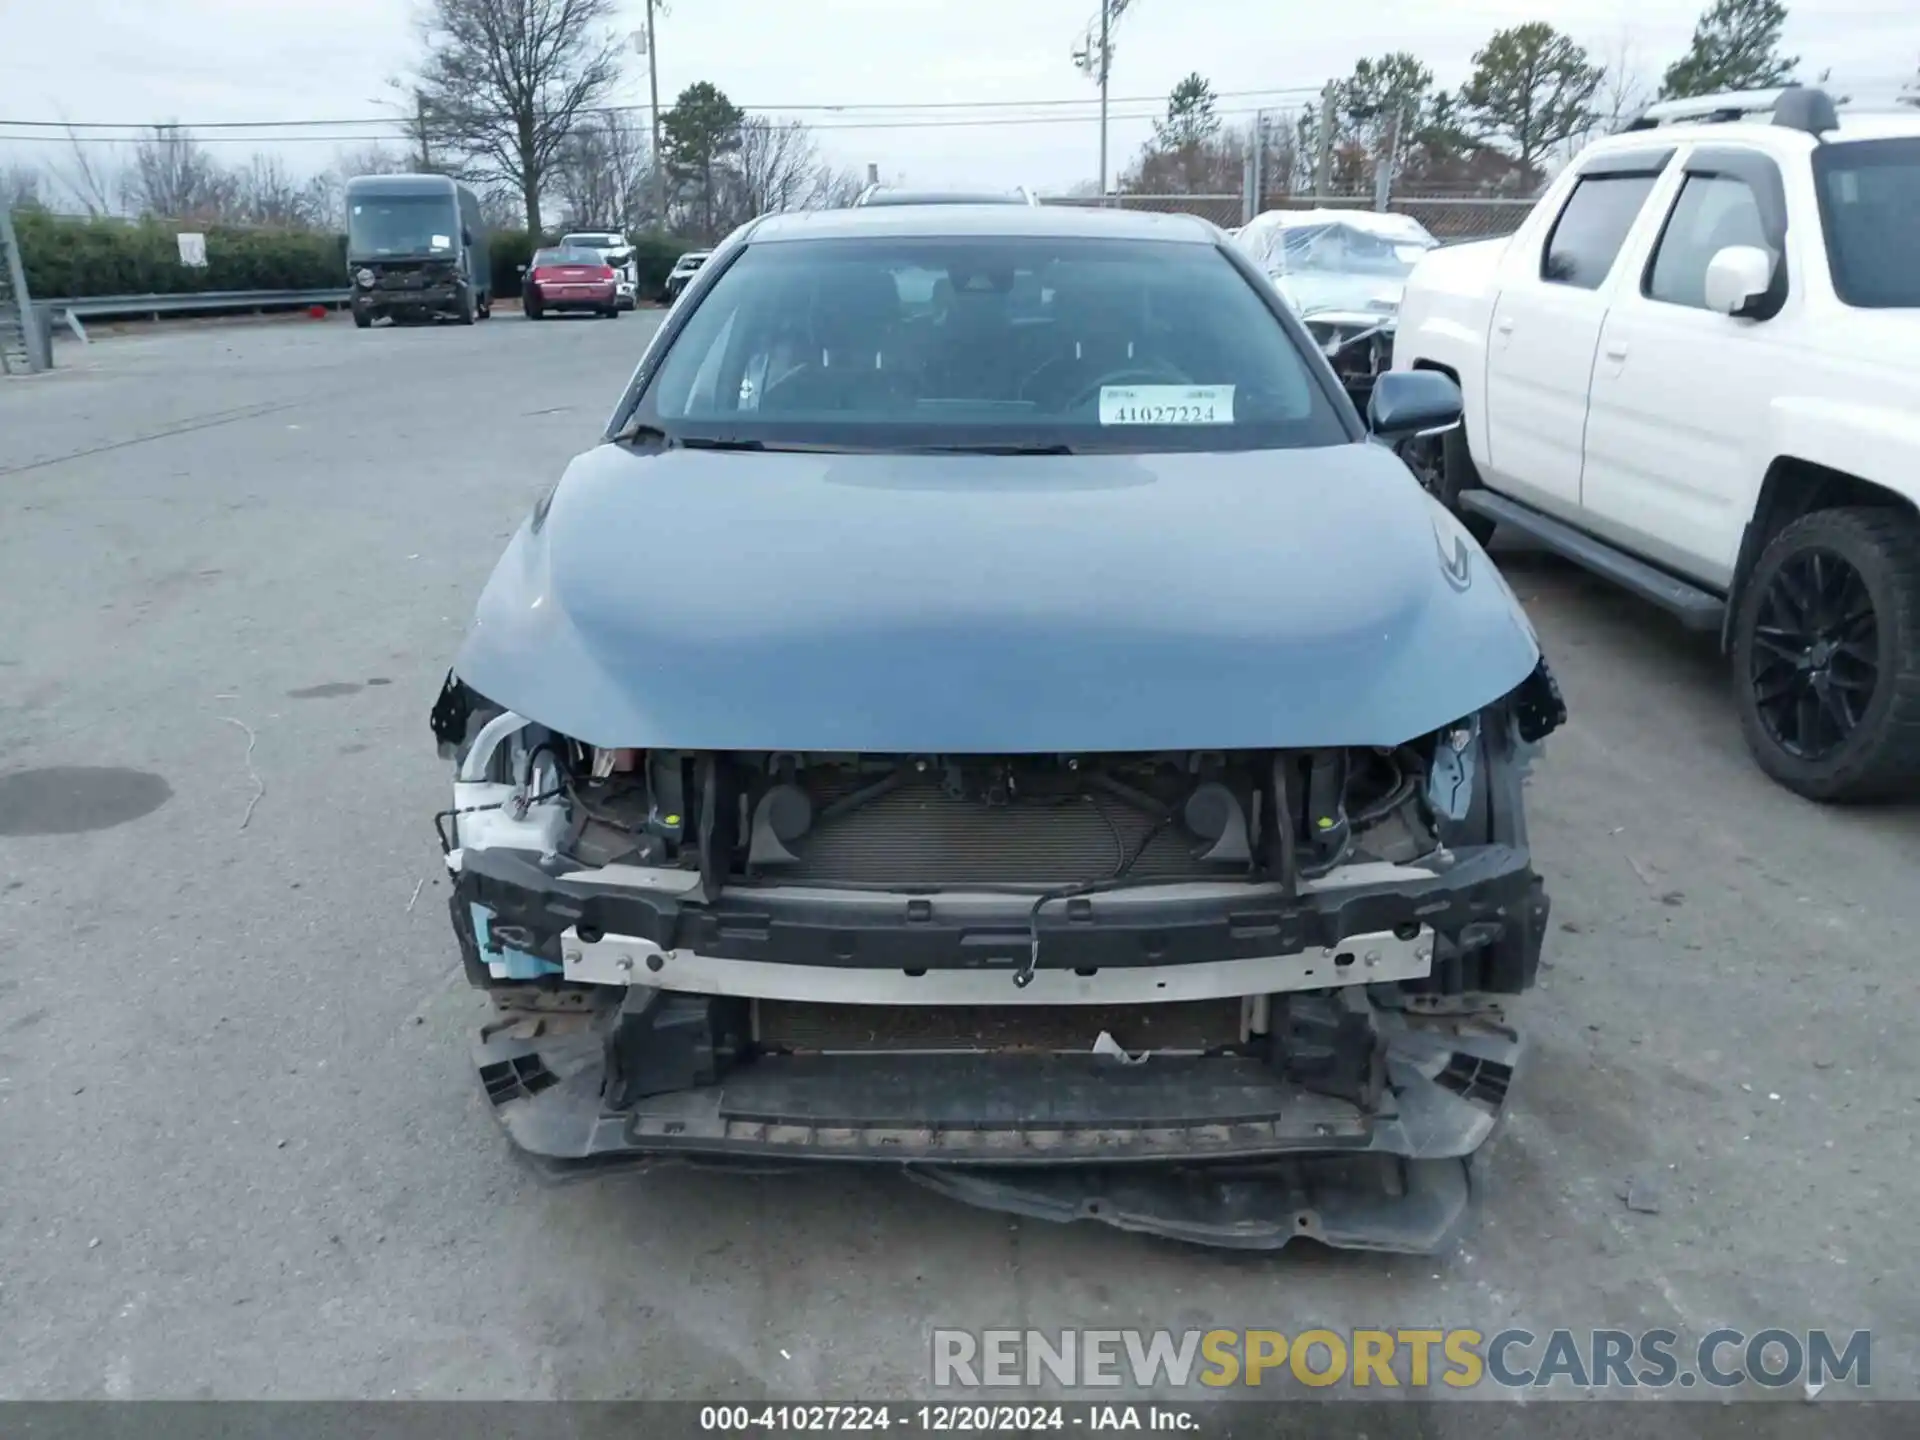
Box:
1541;173;1660;290
1814;137;1920;310
1645;173;1771;310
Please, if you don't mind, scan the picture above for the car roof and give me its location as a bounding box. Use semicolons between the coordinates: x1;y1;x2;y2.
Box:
345;172;458;194
859;188;1029;205
745;204;1219;244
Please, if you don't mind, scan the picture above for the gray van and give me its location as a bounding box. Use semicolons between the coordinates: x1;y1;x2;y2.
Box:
345;174;492;327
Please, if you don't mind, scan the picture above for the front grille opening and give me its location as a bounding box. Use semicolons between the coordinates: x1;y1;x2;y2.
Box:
790;773;1199;885
754;998;1248;1055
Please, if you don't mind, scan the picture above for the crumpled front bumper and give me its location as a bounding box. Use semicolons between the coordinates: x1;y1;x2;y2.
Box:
450;771;1546;1253
356;286;461;313
475;1002;1522;1254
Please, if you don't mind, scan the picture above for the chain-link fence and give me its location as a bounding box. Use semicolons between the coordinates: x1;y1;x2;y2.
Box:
1039;191;1535;243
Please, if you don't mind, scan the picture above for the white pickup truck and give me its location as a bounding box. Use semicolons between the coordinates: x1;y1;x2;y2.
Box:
1394;86;1920;801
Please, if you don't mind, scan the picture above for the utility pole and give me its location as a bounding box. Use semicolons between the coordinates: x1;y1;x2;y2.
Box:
1373;109;1401;211
1073;0;1133;202
1097;0;1110;201
635;5;666;230
1313;81;1337;199
1249;108;1267;220
415;89;433;172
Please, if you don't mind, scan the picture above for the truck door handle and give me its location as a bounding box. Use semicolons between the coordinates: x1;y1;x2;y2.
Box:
1604;341;1629;360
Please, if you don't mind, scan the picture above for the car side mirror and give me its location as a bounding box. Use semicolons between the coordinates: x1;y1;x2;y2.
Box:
1367;370;1463;439
1703;245;1774;317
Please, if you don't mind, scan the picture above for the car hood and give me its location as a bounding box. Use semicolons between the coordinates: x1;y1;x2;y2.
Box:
1276;273;1411;320
455;443;1540;752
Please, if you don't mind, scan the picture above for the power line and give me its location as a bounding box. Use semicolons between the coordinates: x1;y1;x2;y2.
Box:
0;85;1325;134
0;103;1315;146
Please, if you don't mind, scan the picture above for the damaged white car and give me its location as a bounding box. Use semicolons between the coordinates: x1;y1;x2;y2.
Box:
1233;208;1440;410
431;203;1562;1252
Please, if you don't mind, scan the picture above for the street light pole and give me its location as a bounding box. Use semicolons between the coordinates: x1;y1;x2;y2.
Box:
646;0;665;229
1097;0;1110;201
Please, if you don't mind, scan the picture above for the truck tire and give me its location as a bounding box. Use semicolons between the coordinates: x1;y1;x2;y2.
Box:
1405;426;1495;546
1730;506;1920;802
456;287;477;326
352;310;373;330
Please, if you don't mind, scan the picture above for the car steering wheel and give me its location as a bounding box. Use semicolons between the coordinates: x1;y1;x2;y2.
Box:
1064;365;1192;411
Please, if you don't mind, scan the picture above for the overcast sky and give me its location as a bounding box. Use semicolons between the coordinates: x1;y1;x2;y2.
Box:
3;0;1916;199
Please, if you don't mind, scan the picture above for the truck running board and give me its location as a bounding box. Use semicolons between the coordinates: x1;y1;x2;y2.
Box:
1459;489;1726;632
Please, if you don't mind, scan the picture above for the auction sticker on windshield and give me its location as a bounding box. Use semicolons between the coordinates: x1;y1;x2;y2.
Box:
1099;385;1234;425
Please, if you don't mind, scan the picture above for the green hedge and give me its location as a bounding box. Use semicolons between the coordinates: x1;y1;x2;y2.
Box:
15;211;345;299
629;232;695;299
15;210;700;304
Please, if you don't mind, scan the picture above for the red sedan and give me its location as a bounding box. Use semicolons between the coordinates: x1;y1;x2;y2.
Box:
522;247;622;320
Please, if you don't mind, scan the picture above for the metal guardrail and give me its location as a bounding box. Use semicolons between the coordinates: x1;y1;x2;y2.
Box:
40;287;351;325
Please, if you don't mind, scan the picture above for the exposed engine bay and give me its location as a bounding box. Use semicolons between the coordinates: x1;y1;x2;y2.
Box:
433;661;1561;1254
1305;312;1397;410
467;739;1467;892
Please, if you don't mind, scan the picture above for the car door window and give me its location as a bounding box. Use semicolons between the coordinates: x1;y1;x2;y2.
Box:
1645;173;1771;309
1541;173;1661;289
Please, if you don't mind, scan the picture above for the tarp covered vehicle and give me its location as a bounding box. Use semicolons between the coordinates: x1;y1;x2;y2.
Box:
1232;209;1440;409
432;203;1562;1253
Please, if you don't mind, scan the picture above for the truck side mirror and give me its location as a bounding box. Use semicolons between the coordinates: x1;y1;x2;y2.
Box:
1703;246;1774;318
462;228;474;247
1367;370;1463;439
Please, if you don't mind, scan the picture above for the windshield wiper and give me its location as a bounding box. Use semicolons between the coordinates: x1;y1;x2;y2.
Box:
909;442;1076;456
612;425;770;453
612;426;1075;457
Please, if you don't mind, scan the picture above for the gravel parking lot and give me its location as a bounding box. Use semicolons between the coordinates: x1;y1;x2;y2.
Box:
1;315;1915;1408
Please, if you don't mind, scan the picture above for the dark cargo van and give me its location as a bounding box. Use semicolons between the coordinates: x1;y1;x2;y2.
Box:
345;174;492;327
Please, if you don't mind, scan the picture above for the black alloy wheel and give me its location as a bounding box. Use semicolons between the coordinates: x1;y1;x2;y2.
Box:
1731;507;1920;801
1748;546;1878;760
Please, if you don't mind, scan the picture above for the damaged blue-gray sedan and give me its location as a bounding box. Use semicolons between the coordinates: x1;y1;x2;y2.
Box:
430;204;1564;1253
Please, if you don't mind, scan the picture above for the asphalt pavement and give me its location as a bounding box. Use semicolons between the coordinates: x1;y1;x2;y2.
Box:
1;313;1916;1406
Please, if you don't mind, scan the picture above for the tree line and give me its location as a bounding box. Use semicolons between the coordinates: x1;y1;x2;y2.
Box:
1121;0;1879;200
5;0;1916;231
2;0;860;242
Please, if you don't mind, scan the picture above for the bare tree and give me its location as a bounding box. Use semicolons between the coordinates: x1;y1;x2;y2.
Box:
127;126;234;220
231;154;316;227
1120;125;1247;194
1578;32;1654;150
333;142;413;179
807;163;867;210
722;116;819;226
3;163;45;211
475;185;526;231
55;128;124;216
410;0;625;237
553;112;655;233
